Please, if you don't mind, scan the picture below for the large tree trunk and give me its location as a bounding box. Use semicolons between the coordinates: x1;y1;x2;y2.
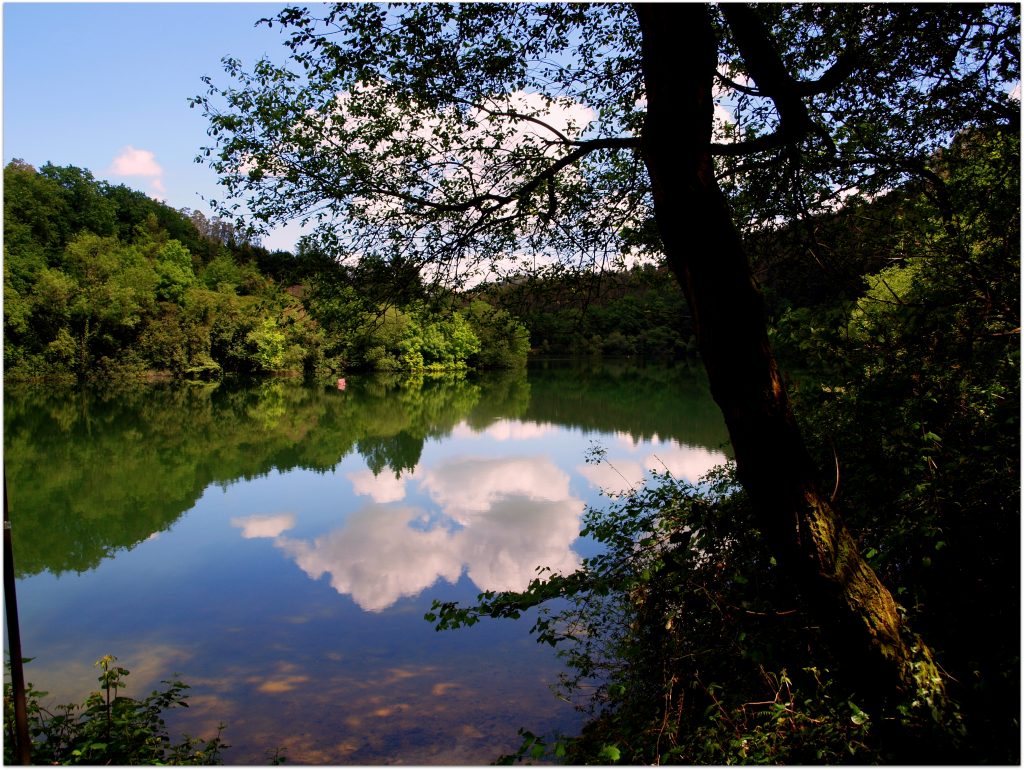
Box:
632;2;948;721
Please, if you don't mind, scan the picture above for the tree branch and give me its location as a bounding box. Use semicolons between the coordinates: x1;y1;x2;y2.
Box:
363;136;639;215
719;4;813;139
717;5;861;158
715;72;762;97
453;97;577;146
711;131;791;157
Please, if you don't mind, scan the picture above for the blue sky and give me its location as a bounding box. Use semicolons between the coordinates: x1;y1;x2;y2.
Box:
6;4;1018;255
3;2;311;251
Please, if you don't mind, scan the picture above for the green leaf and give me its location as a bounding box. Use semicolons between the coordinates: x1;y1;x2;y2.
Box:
848;702;870;725
598;744;621;762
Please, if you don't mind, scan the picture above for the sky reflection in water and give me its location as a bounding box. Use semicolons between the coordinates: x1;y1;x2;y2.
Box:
231;418;725;613
6;370;728;763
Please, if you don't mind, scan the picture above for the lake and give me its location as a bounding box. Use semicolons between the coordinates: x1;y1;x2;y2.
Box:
3;360;730;764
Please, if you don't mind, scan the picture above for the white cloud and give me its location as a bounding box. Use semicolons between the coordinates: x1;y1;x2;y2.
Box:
459;495;582;591
417;456;571;520
276;506;463;612
644;444;727;483
452;419;556;442
347;468;411;503
269;455;585;611
110;145;162;177
716;105;734;121
491;90;596;142
230;513;296;539
109;145;165;196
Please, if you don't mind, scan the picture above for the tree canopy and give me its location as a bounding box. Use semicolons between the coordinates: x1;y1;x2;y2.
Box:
3;160;532;380
194;4;1017;284
194;3;1019;761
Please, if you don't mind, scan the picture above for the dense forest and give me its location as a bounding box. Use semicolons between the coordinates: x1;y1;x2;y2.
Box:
3;159;702;381
2;160;534;380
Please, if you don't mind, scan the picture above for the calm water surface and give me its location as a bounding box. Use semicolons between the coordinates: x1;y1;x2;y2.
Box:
4;361;729;764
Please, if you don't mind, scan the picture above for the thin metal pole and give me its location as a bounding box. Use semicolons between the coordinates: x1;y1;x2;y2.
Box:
4;471;32;764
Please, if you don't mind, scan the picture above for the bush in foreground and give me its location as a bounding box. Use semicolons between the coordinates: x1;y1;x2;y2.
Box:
4;654;227;765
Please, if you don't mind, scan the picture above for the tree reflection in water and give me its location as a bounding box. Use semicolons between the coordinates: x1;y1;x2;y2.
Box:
4;362;730;763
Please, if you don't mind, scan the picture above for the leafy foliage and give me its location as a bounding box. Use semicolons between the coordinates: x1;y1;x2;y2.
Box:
429;464;895;764
3;161;532;380
776;126;1020;757
464;300;531;369
478;264;694;359
425;124;1019;764
4;655;226;765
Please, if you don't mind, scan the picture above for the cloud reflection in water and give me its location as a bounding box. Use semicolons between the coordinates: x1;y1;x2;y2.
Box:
230;513;296;539
232;455;584;612
229;422;726;613
345;468;411;503
275;506;463;612
576;442;728;495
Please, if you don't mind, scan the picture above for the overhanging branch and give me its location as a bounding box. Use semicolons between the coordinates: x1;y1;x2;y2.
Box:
365;136;640;215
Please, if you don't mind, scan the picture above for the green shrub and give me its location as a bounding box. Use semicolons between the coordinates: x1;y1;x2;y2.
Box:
428;462;939;764
4;655;227;765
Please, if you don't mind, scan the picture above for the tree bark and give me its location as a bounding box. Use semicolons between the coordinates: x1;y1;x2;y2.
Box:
632;2;948;720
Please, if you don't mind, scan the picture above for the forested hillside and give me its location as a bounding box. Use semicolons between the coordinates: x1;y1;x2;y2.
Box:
474;265;696;359
768;126;1021;761
3;160;530;380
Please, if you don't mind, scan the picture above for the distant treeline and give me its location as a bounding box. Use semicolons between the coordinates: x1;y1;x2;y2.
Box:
18;154;924;382
475;265;697;359
3;160;531;380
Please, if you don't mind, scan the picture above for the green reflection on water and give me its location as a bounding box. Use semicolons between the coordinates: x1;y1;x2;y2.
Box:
4;361;727;579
